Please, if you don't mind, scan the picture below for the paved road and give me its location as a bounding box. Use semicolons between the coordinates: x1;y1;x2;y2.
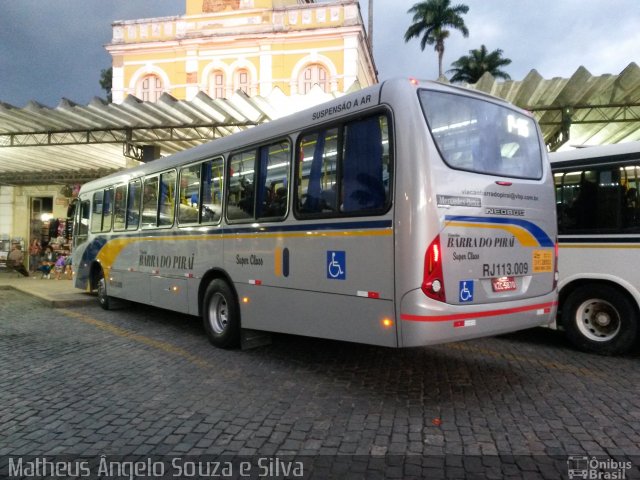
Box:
1;290;639;479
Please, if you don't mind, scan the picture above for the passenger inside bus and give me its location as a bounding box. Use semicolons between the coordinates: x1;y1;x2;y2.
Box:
624;187;639;228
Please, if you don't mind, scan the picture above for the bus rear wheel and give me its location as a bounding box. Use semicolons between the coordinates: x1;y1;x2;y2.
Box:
562;284;638;355
202;279;240;349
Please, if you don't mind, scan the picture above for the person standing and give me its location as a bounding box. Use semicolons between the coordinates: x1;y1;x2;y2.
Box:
28;238;41;273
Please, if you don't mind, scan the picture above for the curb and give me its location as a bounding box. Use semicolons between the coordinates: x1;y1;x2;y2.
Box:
0;284;94;308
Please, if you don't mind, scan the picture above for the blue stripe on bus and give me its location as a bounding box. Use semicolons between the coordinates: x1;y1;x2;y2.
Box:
444;215;555;247
220;219;393;235
87;219;393;239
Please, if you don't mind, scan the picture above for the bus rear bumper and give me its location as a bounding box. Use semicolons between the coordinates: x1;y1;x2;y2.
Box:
398;290;558;348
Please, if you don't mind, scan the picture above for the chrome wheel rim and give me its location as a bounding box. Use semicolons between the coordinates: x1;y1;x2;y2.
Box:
208;293;229;334
575;298;621;342
98;277;107;304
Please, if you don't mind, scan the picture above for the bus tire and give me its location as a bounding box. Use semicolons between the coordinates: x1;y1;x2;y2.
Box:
97;269;111;310
202;279;240;349
562;285;638;355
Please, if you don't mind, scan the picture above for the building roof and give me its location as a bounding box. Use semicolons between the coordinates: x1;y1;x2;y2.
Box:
1;63;639;186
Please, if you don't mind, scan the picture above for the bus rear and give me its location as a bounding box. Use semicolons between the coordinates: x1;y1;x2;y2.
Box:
392;80;558;347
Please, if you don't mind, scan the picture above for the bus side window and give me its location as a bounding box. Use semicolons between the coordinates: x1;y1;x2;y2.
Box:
227;151;256;221
561;169;623;233
559;164;640;234
626;186;640;229
297;128;339;215
572;171;597;230
623;164;640;230
556;171;581;232
126;179;141;231
595;169;622;230
342;115;389;213
201;157;224;224
74;200;90;246
179;164;201;224
256;141;290;220
296;114;391;218
90;191;104;233
159;170;176;227
113;185;127;231
142;176;159;228
102;188;113;232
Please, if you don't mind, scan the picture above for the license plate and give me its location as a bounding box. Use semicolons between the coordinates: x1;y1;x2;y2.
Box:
492;276;517;292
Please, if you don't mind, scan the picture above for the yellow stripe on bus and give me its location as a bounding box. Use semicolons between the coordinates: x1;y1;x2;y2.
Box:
94;228;393;270
274;247;282;277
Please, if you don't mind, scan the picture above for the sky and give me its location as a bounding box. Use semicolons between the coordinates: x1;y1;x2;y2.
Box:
0;0;637;107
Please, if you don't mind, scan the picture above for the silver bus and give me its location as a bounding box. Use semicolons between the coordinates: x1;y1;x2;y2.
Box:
551;141;640;355
72;78;558;349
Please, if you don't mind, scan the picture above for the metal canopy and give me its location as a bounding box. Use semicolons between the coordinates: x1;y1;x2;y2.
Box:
1;64;639;185
466;62;640;151
0;86;337;186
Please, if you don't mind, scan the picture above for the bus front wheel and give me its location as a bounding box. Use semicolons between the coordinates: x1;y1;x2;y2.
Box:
562;285;638;355
202;279;240;349
97;269;111;310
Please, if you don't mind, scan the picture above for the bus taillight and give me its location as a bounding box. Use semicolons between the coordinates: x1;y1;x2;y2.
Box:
422;235;446;302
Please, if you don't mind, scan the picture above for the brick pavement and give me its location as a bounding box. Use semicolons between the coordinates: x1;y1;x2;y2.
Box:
1;288;639;479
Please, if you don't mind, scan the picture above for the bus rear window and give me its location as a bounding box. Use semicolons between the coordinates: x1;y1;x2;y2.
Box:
419;90;542;180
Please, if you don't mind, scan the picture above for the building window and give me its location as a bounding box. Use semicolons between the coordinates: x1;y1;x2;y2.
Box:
138;74;163;102
298;64;329;94
234;69;250;95
208;71;225;99
203;0;240;13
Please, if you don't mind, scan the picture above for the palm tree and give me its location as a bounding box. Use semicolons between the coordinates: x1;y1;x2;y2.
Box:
448;45;512;83
100;67;113;102
403;0;469;80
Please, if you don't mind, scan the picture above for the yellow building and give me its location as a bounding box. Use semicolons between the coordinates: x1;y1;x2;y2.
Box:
106;0;377;104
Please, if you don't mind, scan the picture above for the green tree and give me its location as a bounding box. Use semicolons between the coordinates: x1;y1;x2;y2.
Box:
100;67;112;102
404;0;469;80
448;45;512;83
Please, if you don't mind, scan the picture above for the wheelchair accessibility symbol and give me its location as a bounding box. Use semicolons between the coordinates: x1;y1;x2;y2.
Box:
327;251;346;280
459;280;474;303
